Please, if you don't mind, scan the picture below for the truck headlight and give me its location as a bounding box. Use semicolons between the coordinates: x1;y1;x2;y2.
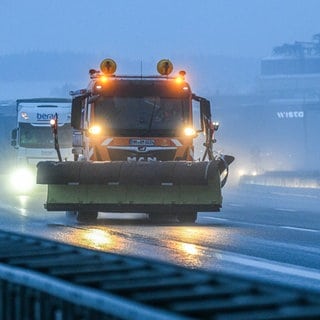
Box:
88;125;102;135
183;127;196;137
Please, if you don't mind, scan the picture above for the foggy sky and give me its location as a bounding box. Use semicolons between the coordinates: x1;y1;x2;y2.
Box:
1;0;320;59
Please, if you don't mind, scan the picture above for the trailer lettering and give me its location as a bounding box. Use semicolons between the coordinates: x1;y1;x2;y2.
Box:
277;111;304;119
37;113;55;121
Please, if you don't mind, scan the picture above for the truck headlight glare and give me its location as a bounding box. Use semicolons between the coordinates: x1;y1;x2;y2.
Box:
184;127;196;137
88;125;101;135
9;168;35;193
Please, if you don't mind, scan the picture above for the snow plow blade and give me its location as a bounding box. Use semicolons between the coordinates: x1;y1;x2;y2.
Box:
37;159;233;213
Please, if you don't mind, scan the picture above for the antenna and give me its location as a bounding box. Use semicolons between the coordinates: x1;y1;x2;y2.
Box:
140;60;143;78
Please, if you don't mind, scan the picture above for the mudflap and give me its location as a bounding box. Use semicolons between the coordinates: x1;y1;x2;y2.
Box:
37;160;225;213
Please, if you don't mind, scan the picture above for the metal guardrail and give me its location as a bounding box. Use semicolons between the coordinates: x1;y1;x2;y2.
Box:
240;171;320;189
0;230;320;319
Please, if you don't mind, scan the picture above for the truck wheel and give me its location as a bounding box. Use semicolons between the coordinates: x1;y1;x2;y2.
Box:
77;211;98;222
65;211;77;218
177;212;197;223
148;212;176;223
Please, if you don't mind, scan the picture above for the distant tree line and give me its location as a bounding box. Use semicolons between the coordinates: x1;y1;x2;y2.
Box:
0;52;94;81
0;52;259;96
273;33;320;57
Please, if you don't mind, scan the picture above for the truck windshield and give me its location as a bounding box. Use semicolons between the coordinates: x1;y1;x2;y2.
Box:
19;123;72;148
94;96;189;136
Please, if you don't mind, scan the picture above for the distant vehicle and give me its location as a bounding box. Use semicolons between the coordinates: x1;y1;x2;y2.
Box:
10;98;72;193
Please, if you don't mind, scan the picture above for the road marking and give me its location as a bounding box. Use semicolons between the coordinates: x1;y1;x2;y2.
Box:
279;226;319;233
203;216;279;229
226;203;244;207
202;215;262;228
203;217;229;222
202;216;320;233
220;252;320;281
275;208;297;212
271;191;320;199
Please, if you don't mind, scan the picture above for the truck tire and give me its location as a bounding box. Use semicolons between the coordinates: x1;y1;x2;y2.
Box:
65;211;77;218
76;211;98;222
148;212;176;224
177;212;197;223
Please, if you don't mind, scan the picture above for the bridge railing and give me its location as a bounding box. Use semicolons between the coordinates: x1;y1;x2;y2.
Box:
1;230;320;320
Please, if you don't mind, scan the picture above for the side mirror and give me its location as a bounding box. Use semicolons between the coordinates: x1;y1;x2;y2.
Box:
11;128;17;146
191;101;202;132
11;128;17;140
192;95;212;133
199;98;211;132
200;99;211;121
71;96;84;130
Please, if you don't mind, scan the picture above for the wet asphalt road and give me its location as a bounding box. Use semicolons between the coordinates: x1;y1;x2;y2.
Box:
1;176;320;293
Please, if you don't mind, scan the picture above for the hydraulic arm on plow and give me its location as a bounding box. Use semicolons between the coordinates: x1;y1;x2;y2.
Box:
37;59;234;222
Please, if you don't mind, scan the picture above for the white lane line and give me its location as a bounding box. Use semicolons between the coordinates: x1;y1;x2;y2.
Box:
271;192;320;199
202;216;269;228
275;208;297;212
203;216;274;229
203;216;320;233
279;226;319;233
227;203;244;207
203;217;229;222
221;253;320;281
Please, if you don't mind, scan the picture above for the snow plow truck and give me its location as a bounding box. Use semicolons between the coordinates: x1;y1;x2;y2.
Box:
37;59;234;223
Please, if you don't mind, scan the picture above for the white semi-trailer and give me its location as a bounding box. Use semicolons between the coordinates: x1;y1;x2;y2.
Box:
10;98;72;193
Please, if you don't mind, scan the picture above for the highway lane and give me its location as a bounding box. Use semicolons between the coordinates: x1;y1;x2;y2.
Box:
1;176;320;293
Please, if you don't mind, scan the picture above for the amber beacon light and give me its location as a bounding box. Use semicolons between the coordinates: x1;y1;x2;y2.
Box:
100;58;117;75
157;59;174;75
